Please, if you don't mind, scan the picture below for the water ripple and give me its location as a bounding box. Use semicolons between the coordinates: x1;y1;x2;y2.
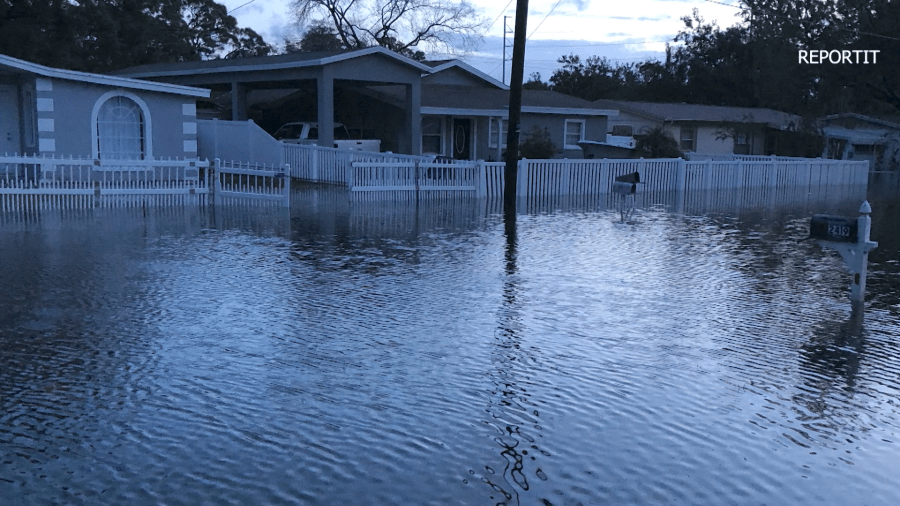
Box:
1;195;899;505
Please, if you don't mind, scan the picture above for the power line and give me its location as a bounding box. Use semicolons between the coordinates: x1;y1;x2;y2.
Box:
527;0;566;40
482;0;516;37
228;0;258;14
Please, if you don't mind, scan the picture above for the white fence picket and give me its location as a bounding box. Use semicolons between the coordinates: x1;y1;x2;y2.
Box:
0;154;211;209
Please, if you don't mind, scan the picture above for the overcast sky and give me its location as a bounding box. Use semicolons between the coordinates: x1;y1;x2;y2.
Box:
219;0;743;83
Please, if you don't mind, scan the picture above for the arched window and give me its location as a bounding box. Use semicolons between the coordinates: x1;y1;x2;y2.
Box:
96;95;145;159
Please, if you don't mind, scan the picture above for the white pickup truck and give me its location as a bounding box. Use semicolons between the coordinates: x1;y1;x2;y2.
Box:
274;122;381;152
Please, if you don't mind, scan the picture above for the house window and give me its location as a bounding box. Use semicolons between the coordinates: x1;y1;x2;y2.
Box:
96;95;145;159
564;119;585;149
421;117;443;155
733;132;751;155
611;125;633;137
679;127;696;152
489;118;508;148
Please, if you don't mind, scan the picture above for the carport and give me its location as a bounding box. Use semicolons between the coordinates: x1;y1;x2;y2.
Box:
113;47;426;155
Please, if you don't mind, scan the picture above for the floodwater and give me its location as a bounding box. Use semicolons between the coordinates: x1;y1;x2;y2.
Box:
1;185;899;506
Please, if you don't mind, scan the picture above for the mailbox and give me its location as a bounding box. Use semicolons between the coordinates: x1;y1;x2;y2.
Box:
809;215;859;243
612;171;641;195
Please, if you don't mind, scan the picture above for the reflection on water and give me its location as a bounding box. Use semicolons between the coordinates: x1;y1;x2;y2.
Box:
1;187;899;505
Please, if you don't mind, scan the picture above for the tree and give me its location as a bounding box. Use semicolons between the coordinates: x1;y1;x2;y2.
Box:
523;72;551;91
285;23;347;53
289;0;485;56
183;0;272;59
0;0;271;73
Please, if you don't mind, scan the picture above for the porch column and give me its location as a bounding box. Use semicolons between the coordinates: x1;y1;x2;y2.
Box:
316;68;334;149
230;82;247;121
405;81;421;155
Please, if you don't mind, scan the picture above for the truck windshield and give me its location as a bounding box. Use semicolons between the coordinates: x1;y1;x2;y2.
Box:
274;124;303;140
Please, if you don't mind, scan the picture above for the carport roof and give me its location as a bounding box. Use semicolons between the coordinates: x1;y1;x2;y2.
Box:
112;46;431;78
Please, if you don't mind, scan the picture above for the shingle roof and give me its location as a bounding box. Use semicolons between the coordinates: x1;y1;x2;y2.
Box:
112;46;430;77
818;112;900;130
0;53;208;97
594;99;802;130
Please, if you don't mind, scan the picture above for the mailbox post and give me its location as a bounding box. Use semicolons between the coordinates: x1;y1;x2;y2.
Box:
613;172;641;220
809;201;878;304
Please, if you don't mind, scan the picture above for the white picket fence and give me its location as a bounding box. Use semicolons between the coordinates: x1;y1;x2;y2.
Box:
213;159;290;206
0;154;293;211
283;143;432;185
684;153;809;162
0;154;210;210
345;157;869;200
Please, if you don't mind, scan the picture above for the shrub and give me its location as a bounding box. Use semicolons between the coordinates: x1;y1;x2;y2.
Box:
635;127;683;158
519;126;559;159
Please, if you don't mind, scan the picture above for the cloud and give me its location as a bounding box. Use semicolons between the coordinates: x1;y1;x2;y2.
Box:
569;0;591;11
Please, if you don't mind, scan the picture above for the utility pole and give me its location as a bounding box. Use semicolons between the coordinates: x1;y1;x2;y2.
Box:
503;0;528;214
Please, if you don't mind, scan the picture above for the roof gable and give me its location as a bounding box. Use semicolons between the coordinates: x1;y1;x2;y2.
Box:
114;47;430;78
423;60;508;90
0;53;208;97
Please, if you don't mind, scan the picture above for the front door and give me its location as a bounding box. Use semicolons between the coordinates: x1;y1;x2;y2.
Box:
452;118;471;160
0;85;20;155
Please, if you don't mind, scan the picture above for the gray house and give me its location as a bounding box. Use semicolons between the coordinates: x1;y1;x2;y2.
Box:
114;47;429;155
0;53;208;160
419;60;616;161
594;100;805;157
819;113;900;171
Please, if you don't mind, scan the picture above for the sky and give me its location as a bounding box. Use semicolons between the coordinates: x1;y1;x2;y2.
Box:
219;0;744;83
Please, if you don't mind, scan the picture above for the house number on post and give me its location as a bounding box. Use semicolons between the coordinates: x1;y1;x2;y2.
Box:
808;201;878;304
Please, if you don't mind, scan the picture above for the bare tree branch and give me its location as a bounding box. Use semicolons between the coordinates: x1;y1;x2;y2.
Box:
289;0;485;57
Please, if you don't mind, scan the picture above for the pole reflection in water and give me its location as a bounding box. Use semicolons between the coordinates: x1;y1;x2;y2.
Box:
478;208;550;505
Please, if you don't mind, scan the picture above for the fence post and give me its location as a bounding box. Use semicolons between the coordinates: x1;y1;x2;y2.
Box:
281;163;291;207
561;159;571;195
768;159;778;189
311;146;319;182
476;160;486;198
213;158;221;205
517;159;528;197
346;160;354;190
675;158;687;193
703;159;713;191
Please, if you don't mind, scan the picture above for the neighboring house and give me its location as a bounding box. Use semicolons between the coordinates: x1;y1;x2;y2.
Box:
819;113;900;171
593;100;807;157
0;53;208;160
418;60;616;161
